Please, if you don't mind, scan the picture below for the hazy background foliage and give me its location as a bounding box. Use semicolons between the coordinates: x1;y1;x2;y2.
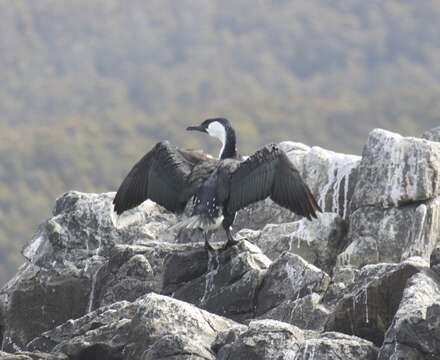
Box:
1;0;440;284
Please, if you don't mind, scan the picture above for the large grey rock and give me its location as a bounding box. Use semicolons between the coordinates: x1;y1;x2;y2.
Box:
0;191;179;352
27;298;141;354
141;334;215;360
422;126;440;142
256;252;330;316
96;240;271;321
4;128;440;359
216;319;305;360
98;242;202;307
0;263;92;352
22;191;175;267
378;270;440;359
326;258;428;346
125;293;237;359
338;198;440;267
238;212;347;273
298;332;378;360
216;320;378;360
0;185;299;353
257;262;358;332
351;129;440;209
169;241;271;321
258;293;331;331
28;293;239;360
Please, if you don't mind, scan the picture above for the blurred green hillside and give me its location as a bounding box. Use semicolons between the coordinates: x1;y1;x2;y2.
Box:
1;0;440;284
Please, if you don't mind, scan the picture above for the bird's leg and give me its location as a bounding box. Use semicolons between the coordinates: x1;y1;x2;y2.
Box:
204;231;215;252
223;226;239;250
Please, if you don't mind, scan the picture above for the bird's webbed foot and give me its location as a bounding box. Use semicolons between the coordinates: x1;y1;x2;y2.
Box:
222;237;239;250
222;227;239;250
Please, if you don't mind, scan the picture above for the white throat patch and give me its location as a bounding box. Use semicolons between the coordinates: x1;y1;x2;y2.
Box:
207;121;226;158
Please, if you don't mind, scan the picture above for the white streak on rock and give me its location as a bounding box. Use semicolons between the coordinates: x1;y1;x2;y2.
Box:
415;204;427;256
315;148;359;218
384;133;405;207
87;262;105;313
200;251;219;306
365;287;369;324
284;263;299;291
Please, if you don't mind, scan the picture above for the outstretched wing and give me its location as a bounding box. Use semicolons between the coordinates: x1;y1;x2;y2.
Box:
113;141;193;215
227;144;321;219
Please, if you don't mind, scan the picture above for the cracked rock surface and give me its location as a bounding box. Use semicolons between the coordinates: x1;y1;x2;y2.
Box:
1;127;440;359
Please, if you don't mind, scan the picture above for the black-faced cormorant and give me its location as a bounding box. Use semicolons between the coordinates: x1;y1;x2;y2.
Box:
112;118;321;250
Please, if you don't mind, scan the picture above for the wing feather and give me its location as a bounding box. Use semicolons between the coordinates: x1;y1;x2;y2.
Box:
271;150;321;219
113;141;193;215
227;144;321;219
227;145;279;214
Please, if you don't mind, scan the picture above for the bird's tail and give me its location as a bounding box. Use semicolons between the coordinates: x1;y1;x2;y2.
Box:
170;215;224;232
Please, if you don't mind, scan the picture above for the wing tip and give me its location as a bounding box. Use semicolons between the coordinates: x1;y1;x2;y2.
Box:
110;206;119;228
110;199;126;229
112;195;126;216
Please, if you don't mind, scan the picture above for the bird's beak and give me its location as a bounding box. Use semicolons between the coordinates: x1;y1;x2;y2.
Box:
186;125;207;133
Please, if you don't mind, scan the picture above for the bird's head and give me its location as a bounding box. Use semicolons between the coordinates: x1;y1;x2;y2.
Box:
187;118;236;159
186;118;232;143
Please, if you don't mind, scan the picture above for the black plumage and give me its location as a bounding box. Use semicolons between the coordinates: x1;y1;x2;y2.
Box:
113;141;218;214
113;118;321;250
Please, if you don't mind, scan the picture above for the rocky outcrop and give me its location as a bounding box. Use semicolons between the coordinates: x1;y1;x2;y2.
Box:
237;212;347;273
217;320;378;360
170;242;270;321
28;293;239;359
351;129;440;209
422;126;440;142
1;126;440;359
256;253;330;316
378;270;440;359
0;262;91;352
25;294;379;360
325;258;429;346
337;199;440;268
339;129;440;269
